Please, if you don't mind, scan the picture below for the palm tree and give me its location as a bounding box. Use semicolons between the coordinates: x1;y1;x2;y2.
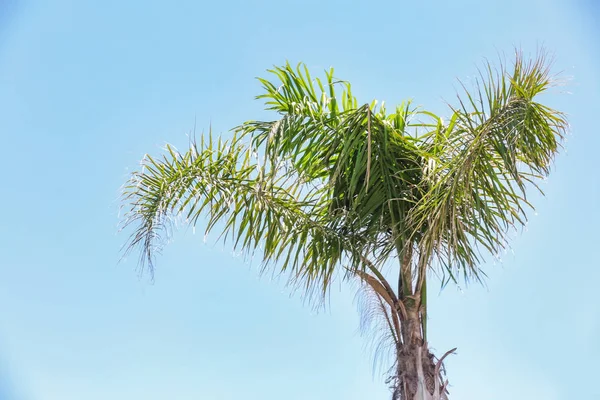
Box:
120;50;566;400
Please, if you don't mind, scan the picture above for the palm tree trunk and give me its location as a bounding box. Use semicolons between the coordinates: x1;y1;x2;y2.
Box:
393;308;438;399
359;253;451;400
389;241;443;400
395;342;441;399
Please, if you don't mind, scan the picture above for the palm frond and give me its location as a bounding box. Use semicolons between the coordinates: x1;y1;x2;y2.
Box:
121;131;366;295
411;50;567;283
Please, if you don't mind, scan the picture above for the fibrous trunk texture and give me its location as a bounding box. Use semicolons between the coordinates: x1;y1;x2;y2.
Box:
393;342;448;400
391;310;451;400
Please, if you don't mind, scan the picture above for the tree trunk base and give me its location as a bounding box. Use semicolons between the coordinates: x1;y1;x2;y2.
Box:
392;343;453;400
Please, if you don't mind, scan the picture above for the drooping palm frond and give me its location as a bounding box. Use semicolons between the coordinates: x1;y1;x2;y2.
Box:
121;131;371;296
355;273;401;373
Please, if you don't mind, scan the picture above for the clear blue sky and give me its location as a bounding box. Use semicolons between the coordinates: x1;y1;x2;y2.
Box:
0;1;598;399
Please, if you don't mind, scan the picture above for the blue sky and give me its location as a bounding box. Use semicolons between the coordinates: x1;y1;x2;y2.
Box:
0;1;598;399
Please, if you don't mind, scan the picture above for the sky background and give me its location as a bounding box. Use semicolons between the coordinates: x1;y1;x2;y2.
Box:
0;0;598;399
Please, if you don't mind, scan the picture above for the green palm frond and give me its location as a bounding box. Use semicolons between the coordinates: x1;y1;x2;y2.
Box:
121;131;367;295
412;50;567;284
